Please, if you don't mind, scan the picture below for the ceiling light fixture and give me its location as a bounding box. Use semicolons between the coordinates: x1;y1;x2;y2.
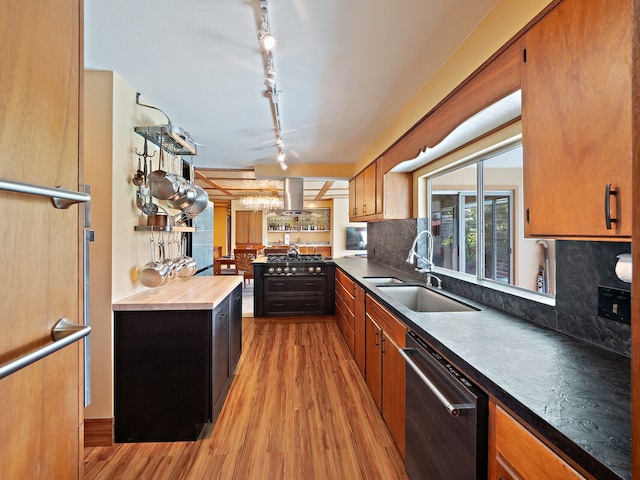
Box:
257;0;289;170
240;194;283;212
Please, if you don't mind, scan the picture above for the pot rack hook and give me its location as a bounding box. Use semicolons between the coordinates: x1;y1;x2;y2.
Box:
134;132;156;159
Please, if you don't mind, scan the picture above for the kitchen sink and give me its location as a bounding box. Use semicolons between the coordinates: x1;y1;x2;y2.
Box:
363;276;405;284
377;285;477;312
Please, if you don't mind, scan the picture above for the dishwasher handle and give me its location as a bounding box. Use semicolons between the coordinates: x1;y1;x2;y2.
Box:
400;347;476;417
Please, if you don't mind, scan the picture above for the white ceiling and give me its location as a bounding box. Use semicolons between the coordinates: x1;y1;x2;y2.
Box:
85;0;500;177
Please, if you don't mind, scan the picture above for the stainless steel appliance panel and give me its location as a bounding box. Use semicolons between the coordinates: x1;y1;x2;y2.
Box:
402;331;487;479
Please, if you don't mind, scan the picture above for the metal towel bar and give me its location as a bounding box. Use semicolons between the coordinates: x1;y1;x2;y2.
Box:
0;178;90;208
0;318;91;380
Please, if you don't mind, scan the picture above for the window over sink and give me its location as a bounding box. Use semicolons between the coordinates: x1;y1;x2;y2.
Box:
428;142;555;297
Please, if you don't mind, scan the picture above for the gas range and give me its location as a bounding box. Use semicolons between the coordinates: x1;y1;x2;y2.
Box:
266;253;324;263
264;253;326;275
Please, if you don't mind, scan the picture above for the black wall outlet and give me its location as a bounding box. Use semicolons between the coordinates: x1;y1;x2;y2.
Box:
597;286;631;325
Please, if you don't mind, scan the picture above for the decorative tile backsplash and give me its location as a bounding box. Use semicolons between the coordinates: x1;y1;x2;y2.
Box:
367;219;631;357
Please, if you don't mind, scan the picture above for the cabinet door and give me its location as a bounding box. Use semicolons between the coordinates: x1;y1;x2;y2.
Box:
354;284;366;377
362;162;377;217
212;299;230;419
365;314;382;410
229;285;243;375
355;171;365;218
381;331;405;457
236;211;248;244
522;0;631;238
349;178;357;220
249;211;263;244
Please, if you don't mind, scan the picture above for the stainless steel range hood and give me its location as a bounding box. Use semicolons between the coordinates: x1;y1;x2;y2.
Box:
277;177;311;216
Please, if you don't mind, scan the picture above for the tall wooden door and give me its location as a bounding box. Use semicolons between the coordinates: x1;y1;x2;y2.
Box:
0;1;84;478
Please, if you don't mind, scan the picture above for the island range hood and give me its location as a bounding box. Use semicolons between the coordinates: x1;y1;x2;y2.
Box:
277;177;311;216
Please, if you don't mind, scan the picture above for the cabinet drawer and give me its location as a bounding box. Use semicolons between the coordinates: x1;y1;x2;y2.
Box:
265;276;326;296
336;281;355;313
336;292;355;331
336;268;355;293
365;294;406;346
492;404;585;480
265;297;325;316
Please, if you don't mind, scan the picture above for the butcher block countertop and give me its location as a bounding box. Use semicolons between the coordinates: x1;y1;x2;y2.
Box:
113;276;243;311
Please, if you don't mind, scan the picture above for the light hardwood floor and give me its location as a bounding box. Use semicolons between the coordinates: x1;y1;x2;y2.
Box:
83;317;408;479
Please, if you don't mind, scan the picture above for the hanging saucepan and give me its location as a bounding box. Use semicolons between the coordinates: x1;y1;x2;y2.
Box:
166;178;197;210
150;150;183;200
182;184;208;216
139;238;170;288
177;234;197;278
160;236;178;280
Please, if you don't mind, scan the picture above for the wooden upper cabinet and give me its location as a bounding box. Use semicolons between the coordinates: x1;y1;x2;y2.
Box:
235;210;262;245
522;0;632;239
349;158;411;222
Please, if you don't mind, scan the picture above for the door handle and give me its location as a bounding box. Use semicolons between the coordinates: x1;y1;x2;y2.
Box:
400;347;475;417
0;318;91;380
0;178;91;208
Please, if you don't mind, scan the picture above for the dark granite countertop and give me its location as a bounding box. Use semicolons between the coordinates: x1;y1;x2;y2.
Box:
331;258;631;480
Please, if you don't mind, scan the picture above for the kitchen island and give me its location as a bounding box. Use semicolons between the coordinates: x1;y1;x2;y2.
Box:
332;258;630;480
112;276;243;442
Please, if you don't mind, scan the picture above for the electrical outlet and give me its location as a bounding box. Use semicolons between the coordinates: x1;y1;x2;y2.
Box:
597;286;631;325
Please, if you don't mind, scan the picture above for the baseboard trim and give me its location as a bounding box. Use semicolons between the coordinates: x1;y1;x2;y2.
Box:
84;417;114;447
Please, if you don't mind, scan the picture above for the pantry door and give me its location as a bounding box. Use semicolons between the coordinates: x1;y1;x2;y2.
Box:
0;0;84;478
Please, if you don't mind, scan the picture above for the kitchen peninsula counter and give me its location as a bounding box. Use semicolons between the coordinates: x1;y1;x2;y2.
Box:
113;275;242;311
113;275;243;443
332;257;630;480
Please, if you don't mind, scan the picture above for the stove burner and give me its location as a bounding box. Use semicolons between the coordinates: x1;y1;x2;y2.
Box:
267;253;324;263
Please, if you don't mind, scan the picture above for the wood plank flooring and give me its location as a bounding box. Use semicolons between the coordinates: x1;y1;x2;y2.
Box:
83;317;408;479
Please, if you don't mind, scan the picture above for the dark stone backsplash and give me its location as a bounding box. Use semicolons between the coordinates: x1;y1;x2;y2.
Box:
367;219;631;357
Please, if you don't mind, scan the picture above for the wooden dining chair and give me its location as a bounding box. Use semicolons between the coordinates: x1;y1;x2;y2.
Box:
233;249;257;286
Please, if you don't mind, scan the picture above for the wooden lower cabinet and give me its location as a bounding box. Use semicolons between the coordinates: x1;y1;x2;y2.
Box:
365;294;407;457
353;284;366;376
489;401;586;480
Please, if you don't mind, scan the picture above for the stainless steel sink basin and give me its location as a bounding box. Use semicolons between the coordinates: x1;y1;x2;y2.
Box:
363;276;405;284
377;285;477;312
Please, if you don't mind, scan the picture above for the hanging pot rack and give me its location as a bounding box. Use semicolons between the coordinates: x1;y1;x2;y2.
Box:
134;93;199;156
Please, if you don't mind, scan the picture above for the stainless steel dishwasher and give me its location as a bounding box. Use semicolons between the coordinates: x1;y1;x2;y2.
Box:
400;331;488;480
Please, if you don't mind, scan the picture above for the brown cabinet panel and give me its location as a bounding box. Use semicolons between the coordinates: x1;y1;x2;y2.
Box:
0;1;83;476
349;158;411;221
381;331;405;457
236;211;263;245
354;284;366;377
365;314;383;410
489;402;585;480
365;294;406;456
522;0;632;238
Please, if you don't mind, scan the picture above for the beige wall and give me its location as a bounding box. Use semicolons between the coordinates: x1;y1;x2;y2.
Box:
84;70;168;419
356;0;552;174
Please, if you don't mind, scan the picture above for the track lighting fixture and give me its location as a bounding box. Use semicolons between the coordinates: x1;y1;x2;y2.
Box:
256;0;290;170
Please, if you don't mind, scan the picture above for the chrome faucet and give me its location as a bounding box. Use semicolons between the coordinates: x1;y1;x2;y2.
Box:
406;229;442;289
